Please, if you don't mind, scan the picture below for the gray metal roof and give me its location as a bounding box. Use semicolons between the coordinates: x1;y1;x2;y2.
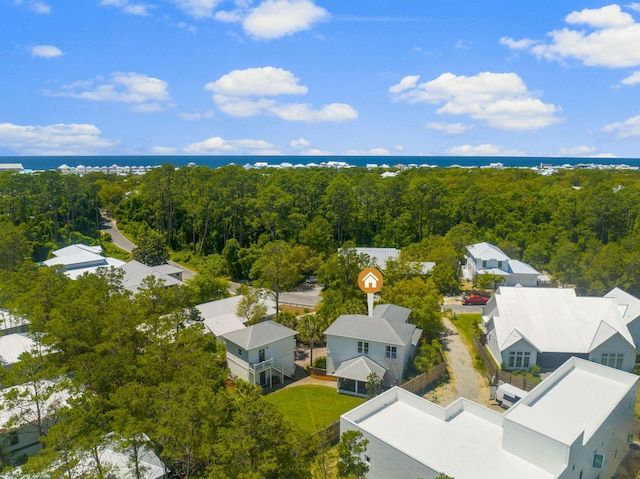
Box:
324;311;418;346
333;355;386;382
119;260;184;293
466;242;510;262
373;304;411;323
222;320;296;350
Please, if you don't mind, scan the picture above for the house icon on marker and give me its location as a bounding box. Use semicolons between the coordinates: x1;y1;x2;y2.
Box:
363;271;380;289
358;267;384;293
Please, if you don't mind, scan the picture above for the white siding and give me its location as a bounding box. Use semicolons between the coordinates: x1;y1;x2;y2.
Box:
588;334;636;372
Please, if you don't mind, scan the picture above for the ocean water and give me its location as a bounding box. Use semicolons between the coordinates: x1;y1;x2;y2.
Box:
3;155;640;172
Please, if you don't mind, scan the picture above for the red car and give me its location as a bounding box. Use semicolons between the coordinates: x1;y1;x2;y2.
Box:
463;294;489;305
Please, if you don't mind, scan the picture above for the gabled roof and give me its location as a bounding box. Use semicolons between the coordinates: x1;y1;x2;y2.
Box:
333;355;386;382
466;242;510;262
486;287;634;354
500;328;540;352
43;244;125;279
605;287;640;326
119;260;184;293
222;320;296;351
324;313;418;346
373;304;411;323
52;244;103;256
507;260;540;275
195;296;277;337
354;247;399;270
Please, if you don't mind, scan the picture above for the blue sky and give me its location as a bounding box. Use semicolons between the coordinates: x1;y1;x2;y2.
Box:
2;0;640;158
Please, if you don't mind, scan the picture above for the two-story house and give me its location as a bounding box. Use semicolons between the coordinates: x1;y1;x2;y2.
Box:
463;242;540;287
324;304;422;397
221;321;297;388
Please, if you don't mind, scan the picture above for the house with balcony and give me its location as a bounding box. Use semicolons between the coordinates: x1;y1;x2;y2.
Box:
483;287;637;372
462;242;540;287
340;356;638;479
220;321;297;388
324;304;421;397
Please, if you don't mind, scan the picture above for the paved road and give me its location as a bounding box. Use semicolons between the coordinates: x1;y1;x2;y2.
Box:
99;213;195;281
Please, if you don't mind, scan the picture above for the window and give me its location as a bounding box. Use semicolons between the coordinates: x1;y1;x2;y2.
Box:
385;345;397;359
482;260;487;267
508;351;531;369
592;453;604;469
358;341;369;354
498;261;503;268
601;353;624;369
237;348;242;356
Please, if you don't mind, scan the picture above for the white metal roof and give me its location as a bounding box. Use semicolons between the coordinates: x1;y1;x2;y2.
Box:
0;334;34;365
466;242;510;262
119;260;184;292
605;287;640;326
486;287;634;353
222;320;296;351
354;247;399;270
195;296;277;337
0;381;71;431
507;259;540;275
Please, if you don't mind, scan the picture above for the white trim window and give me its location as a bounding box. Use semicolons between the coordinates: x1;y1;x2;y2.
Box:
385;345;397;359
508;351;530;368
601;353;624;369
358;341;369;354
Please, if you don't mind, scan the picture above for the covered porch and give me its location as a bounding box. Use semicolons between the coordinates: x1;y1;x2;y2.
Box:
333;356;387;398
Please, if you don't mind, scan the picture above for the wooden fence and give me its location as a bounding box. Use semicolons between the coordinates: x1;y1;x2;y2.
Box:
472;335;538;392
401;362;447;395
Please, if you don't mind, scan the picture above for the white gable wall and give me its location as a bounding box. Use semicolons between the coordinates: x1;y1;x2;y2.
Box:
326;334;409;387
501;339;538;371
247;336;296;375
588;333;636;372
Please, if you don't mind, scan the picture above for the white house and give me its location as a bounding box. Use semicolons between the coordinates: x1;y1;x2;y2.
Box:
43;244;125;280
324;304;422;397
221;321;297;388
463;242;540;287
0;334;36;368
354;247;435;274
0;380;71;463
340;357;638;479
195;295;277;338
483;287;637;372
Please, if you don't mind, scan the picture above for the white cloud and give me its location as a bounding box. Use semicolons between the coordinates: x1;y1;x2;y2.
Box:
445;144;524;156
630;3;640;13
0;122;117;155
179;110;215;120
302;148;332;155
13;1;50;14
150;146;178;155
183;136;279;154
425;121;472;134
205;66;308;96
242;0;330;40
47;72;172;112
205;66;358;122
345;148;391;156
602;114;640;137
30;45;63;58
389;75;419;94
503;4;640;68
391;71;561;131
291;137;311;148
270;102;357;122
99;0;150;15
557;146;597;156
621;70;640;85
170;0;222;18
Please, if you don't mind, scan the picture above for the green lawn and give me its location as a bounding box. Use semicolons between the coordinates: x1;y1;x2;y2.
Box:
451;313;482;349
264;385;366;434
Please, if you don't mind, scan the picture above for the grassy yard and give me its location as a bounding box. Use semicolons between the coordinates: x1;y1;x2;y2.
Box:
264;385;365;434
451;313;482;350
